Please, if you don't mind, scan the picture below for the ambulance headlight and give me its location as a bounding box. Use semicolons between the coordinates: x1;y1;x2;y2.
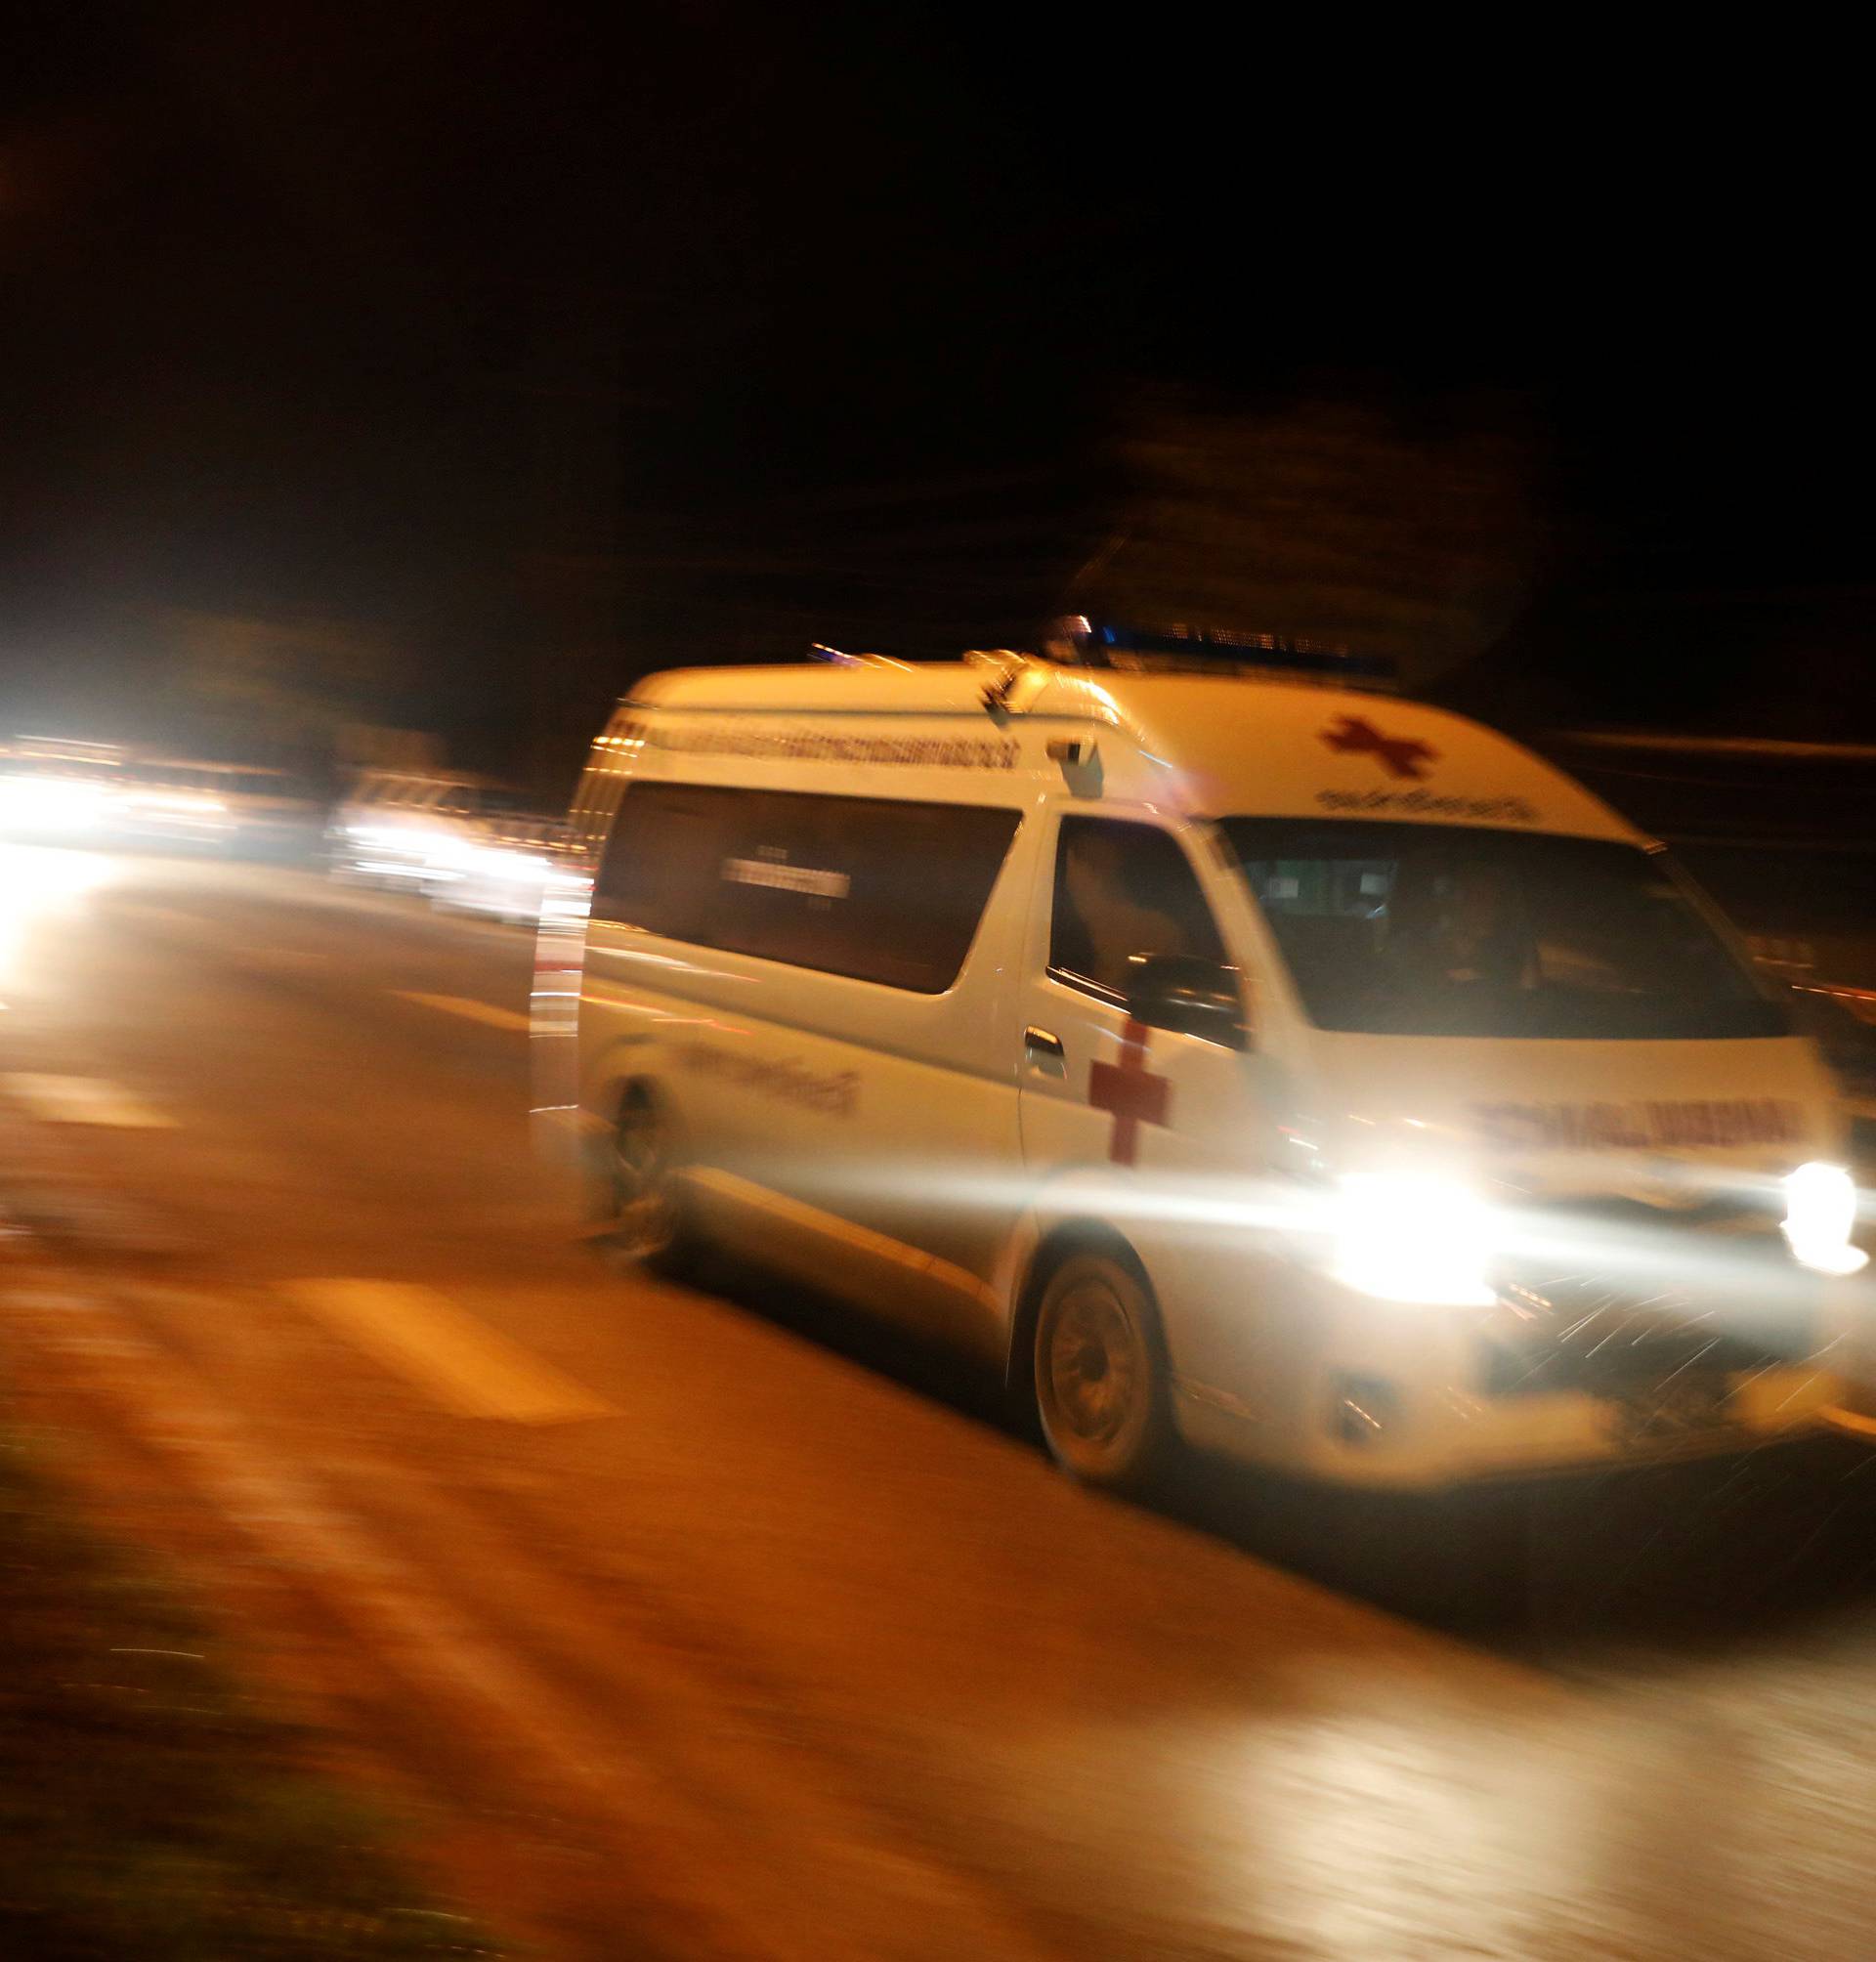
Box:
0;776;107;833
1331;1171;1499;1307
1782;1162;1867;1276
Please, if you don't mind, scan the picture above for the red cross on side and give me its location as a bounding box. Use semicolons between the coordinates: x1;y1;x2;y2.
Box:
1088;1017;1172;1167
1318;713;1437;782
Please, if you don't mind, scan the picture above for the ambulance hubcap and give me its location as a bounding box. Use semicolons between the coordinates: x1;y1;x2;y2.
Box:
1043;1268;1147;1449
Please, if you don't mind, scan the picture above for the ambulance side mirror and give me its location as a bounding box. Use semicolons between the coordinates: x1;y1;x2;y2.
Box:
1124;954;1250;1051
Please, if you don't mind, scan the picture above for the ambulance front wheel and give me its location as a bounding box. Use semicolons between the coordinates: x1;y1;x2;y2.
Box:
1033;1251;1172;1492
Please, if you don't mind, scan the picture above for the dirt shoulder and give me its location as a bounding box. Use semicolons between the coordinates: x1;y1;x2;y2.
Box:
0;1410;503;1960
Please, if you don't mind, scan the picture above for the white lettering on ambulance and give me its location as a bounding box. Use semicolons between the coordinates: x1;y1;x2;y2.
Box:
1317;788;1538;823
674;1041;859;1118
618;718;1019;770
721;857;851;899
1471;1098;1805;1151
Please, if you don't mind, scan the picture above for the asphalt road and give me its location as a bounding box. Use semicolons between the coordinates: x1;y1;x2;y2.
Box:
7;843;1876;1960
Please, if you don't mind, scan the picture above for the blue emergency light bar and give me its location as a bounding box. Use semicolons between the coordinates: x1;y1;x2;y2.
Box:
1042;617;1398;689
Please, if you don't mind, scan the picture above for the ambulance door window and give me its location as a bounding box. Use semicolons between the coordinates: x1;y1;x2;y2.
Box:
1049;818;1225;999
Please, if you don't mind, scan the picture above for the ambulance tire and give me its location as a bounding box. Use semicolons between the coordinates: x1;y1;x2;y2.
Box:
1032;1249;1172;1493
608;1085;701;1281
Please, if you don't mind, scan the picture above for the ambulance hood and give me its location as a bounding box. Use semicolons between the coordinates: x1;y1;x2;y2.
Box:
1297;1030;1844;1204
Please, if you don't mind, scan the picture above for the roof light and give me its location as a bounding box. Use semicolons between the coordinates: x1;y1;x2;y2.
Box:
1041;618;1399;690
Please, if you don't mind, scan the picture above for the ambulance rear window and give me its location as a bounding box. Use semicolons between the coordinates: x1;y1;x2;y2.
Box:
593;782;1020;993
1219;820;1788;1041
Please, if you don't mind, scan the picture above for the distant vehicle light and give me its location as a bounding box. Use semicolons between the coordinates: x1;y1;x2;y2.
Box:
353;822;424;850
473;846;551;882
134;791;221;811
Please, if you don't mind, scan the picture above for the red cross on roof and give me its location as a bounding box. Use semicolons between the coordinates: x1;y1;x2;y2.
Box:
1319;713;1437;782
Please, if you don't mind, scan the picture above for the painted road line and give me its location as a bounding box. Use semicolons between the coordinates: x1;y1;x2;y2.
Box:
285;1279;616;1423
240;946;327;970
393;990;531;1033
1;1073;176;1129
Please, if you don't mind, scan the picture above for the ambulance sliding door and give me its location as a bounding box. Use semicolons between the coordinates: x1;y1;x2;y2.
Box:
617;779;1029;1353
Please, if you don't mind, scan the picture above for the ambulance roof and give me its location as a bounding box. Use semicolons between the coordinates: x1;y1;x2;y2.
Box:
627;661;1638;844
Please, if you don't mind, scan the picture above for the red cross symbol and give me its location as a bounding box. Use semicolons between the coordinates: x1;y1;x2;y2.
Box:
1088;1017;1172;1167
1319;713;1437;781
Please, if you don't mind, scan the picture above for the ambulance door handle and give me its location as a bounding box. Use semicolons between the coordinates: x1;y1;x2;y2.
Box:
1024;1026;1067;1079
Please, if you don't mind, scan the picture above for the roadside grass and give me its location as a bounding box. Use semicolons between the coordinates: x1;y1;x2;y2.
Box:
0;1425;505;1959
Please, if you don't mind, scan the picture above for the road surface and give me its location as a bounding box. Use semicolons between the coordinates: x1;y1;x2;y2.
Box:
6;842;1876;1960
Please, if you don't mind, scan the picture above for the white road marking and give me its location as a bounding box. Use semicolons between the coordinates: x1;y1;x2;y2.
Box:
393;990;531;1032
285;1279;616;1423
1;1073;176;1129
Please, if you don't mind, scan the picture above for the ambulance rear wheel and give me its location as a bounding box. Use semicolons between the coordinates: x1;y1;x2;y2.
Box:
1033;1252;1171;1492
608;1088;696;1278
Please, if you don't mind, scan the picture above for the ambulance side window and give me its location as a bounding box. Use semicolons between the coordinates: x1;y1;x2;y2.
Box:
594;781;1020;994
594;781;742;950
1050;818;1225;998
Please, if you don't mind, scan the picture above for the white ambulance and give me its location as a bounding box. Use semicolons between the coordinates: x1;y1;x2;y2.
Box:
535;625;1867;1493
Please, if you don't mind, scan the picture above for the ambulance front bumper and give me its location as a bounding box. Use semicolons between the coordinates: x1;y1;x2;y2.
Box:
1817;1403;1876;1443
1186;1220;1856;1492
1299;1360;1845;1492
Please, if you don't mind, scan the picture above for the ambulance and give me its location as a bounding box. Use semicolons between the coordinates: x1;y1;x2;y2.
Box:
534;623;1868;1492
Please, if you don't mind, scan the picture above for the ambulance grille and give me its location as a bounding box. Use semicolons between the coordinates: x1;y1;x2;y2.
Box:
1481;1197;1801;1399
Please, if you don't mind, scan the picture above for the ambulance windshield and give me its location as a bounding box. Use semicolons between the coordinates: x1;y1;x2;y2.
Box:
1219;820;1788;1041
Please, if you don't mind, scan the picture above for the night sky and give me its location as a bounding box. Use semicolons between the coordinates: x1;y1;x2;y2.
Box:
4;6;1870;785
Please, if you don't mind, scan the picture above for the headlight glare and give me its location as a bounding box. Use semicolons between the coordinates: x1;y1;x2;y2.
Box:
1782;1161;1867;1275
1332;1171;1499;1306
